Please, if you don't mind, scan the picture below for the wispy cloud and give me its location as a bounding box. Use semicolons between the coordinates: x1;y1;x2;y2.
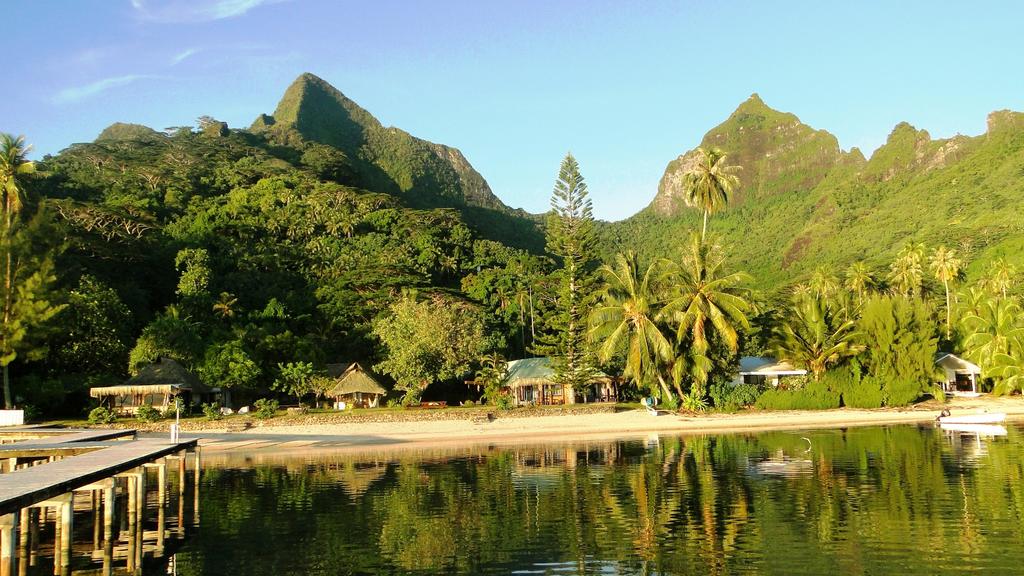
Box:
171;47;201;65
53;75;155;104
131;0;287;23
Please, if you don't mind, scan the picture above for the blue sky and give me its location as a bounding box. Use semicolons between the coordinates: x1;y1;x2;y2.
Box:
4;1;1022;220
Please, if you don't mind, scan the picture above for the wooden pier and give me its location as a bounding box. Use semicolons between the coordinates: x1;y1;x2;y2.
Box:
0;428;201;575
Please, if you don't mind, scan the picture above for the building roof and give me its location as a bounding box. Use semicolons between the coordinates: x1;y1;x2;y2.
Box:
506;358;556;386
738;356;808;376
935;353;981;374
504;357;611;387
328;362;387;396
90;357;208;398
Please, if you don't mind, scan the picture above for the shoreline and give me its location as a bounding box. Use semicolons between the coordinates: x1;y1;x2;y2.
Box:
193;395;1024;456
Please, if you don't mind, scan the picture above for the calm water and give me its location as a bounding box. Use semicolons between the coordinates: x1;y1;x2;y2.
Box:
166;424;1023;575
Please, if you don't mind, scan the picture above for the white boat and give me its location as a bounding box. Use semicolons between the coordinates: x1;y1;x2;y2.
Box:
937;412;1006;424
939;423;1008;436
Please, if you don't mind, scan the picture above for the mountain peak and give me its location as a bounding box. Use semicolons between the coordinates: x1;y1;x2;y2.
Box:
653;94;843;215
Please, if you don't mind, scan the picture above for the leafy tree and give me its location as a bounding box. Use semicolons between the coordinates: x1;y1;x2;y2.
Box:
772;294;862;380
50;275;132;379
856;295;939;405
372;293;487;401
929;245;961;340
660;233;751;401
128;306;202;373
273;361;316;404
681;147;740;240
590;252;675;401
199;339;261;391
541;153;598;397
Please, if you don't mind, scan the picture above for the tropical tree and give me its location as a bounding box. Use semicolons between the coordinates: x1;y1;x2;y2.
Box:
542;153;598;397
929;245;962;340
660;234;752;403
772;294;862;380
273;361;316;404
590;252;675;402
961;298;1023;375
212;292;239;319
372;293;488;403
681;147;741;240
844;261;875;302
887;241;926;297
809;266;841;301
0;135;65;408
474;352;509;407
0;134;33;230
857;295;939;405
983;258;1017;299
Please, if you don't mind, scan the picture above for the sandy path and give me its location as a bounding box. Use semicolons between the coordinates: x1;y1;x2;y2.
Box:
196;395;1024;454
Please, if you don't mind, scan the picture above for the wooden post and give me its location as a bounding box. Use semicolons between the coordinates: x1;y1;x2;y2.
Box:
16;509;27;571
27;510;37;568
192;447;201;526
0;512;17;576
91;490;101;552
125;475;136;574
58;495;72;575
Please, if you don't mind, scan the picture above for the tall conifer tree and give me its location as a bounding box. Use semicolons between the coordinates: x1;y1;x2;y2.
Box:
539;153;598;399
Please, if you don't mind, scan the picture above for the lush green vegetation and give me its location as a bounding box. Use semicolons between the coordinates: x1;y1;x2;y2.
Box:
2;75;1022;418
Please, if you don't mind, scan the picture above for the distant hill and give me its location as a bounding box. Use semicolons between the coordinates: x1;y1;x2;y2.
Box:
254;72;510;212
601;95;1024;293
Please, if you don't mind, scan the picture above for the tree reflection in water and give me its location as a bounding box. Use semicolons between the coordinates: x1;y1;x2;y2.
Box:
175;425;1024;576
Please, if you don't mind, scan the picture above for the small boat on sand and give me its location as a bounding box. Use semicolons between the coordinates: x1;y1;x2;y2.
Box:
936;411;1006;425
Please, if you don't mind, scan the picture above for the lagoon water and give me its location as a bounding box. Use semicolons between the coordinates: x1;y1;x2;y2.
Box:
165;424;1023;575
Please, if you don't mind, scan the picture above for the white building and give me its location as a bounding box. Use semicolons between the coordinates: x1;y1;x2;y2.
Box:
935;353;982;396
733;356;808;388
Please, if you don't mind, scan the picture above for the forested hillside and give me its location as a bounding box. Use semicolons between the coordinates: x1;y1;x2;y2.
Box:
12;74;550;416
601;95;1024;294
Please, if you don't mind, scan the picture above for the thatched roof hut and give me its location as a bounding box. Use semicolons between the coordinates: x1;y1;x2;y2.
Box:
90;357;209;411
327;363;387;408
504;358;613;406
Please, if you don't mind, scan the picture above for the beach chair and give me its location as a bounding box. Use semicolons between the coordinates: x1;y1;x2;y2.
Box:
643;397;661;416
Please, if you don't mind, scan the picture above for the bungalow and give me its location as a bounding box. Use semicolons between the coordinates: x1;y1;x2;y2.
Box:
327;362;387;409
935;353;981;396
90;357;210;414
733;356;808;388
504;358;616;406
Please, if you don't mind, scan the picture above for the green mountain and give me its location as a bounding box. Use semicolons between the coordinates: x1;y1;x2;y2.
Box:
603;96;1024;293
253;72;508;212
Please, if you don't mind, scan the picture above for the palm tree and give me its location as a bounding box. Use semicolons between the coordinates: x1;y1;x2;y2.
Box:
0;134;34;224
682;147;741;241
212;292;239;319
660;234;752;402
590;252;675;402
772;294;863;380
809;266;840;300
844;261;875;301
984;258;1017;299
888;241;925;297
962;298;1023;372
0;134;35;409
929;245;962;340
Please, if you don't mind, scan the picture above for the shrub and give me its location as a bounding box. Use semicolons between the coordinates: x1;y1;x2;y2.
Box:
135;405;162;423
202;402;224;421
88;406;117;425
163;397;187;419
495;392;514;411
682;394;709;412
709;383;761;412
253;398;279;419
755;379;840;410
